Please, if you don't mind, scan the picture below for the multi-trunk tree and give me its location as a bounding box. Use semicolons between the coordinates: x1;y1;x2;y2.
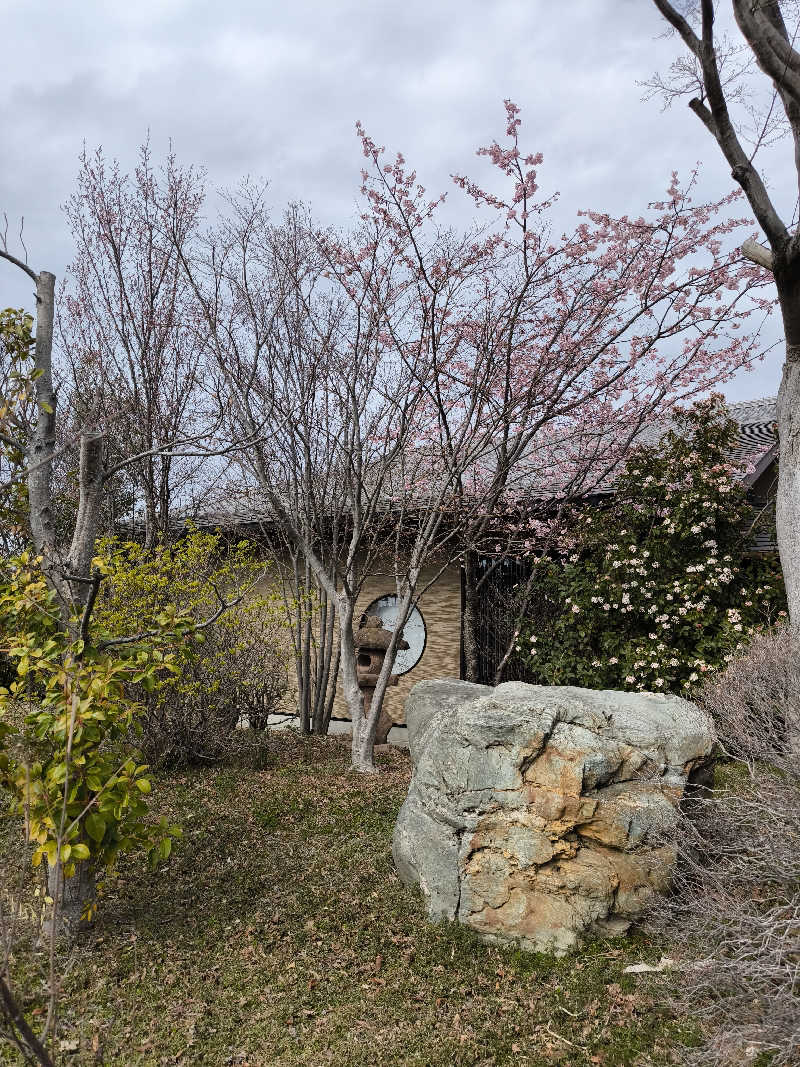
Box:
648;0;800;631
59;143;216;547
180;101;770;771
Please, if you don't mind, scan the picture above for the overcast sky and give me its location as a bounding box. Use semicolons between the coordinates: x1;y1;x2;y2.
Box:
1;0;791;401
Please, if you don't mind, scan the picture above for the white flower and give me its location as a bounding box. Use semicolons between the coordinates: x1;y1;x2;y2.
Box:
625;675;635;683
608;657;619;664
654;678;664;687
571;604;580;613
602;603;611;611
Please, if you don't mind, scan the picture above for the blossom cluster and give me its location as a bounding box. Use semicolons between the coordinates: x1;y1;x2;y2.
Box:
515;398;785;695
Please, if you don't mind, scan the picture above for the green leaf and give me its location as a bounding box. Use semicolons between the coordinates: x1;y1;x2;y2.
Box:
85;812;106;842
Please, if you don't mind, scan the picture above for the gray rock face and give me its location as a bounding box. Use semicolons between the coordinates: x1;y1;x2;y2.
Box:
392;680;714;954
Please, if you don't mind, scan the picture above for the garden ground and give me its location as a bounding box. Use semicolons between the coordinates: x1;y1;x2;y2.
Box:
2;733;697;1066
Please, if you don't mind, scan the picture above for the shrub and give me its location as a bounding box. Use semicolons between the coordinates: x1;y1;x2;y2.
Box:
0;552;182;916
515;396;785;694
0;308;35;555
93;529;290;767
651;628;800;1065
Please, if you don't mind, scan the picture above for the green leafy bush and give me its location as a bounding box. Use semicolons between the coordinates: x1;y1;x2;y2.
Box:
0;552;183;896
0;308;35;554
93;529;290;766
515;397;785;694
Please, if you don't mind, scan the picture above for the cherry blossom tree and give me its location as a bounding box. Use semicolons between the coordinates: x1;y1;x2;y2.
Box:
58;144;216;547
647;0;800;631
185;102;770;771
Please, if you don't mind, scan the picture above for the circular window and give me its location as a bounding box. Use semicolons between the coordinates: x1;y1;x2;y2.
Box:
362;594;427;675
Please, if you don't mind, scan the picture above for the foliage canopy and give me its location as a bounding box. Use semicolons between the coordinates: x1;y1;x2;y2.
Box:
516;397;785;694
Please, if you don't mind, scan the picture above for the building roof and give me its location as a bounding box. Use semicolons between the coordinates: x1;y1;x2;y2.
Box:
726;396;778;482
628;396;777;488
155;396;779;534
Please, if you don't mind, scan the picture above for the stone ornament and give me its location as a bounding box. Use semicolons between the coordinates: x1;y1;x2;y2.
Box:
354;615;409;744
392;679;715;955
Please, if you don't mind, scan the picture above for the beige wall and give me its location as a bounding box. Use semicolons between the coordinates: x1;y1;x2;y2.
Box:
334;564;462;724
259;560;463;726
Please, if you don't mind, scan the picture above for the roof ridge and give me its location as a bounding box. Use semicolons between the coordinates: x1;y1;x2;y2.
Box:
726;395;777;409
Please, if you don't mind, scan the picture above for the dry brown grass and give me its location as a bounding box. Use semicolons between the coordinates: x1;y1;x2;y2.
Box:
1;730;694;1066
651;628;800;1066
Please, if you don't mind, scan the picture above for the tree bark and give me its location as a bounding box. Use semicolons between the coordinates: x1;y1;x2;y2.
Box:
66;433;105;608
26;271;58;564
46;860;95;937
771;251;800;635
374;706;394;746
777;347;800;635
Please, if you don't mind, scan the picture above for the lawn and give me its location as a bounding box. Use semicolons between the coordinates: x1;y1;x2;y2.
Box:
2;732;695;1066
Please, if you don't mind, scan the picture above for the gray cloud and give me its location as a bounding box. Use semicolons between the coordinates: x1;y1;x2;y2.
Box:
0;0;787;397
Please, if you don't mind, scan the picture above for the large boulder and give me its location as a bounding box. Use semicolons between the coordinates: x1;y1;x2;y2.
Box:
392;679;714;954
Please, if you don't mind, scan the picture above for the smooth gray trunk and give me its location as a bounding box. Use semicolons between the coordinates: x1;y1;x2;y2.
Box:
27;271;58;564
777;352;800;635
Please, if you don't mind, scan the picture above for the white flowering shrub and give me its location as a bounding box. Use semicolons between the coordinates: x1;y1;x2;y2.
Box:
516;397;785;694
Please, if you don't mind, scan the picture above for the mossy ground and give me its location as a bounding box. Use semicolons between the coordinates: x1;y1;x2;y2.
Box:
2;732;696;1066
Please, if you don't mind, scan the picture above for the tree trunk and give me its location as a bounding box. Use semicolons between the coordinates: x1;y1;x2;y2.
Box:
777;348;800;634
46;860;95;937
312;597;337;735
321;640;340;736
374;707;394;745
66;434;105;585
27;271;57;565
775;258;800;635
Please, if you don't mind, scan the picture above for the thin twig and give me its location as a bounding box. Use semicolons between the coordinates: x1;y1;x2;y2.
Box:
0;975;55;1066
